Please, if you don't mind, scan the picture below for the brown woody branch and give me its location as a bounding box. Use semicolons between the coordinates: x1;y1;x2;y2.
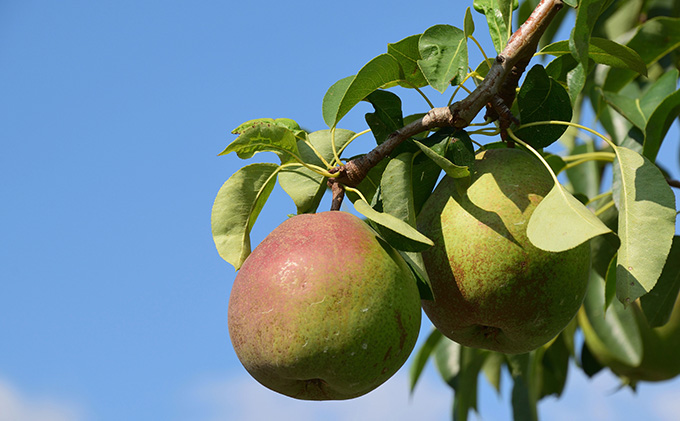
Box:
328;0;564;210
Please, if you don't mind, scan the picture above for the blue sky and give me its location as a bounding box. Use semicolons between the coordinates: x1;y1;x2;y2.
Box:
1;1;679;420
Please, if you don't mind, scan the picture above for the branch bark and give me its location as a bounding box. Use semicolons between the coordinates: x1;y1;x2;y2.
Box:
329;0;565;209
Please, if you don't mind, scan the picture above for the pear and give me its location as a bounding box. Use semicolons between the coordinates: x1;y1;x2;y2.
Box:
579;293;680;383
417;147;590;354
228;211;421;400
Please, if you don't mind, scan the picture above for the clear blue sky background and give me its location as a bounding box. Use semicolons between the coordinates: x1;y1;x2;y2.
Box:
1;1;679;420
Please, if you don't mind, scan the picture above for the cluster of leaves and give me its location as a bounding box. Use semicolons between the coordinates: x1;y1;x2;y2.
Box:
211;0;680;419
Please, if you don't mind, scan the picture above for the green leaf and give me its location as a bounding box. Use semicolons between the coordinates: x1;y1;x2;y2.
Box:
231;117;302;135
580;340;604;378
604;17;680;92
363;90;404;145
413;140;470;179
481;352;504;393
514;65;573;148
644;87;680;161
473;0;518;53
568;0;611;100
640;236;680;327
400;250;434;300
527;181;612;252
538;38;647;76
565;141;600;199
220;124;301;164
322;54;403;127
211;163;279;270
582;270;643;366
381;153;416;224
278;129;355;214
409;329;443;393
601;91;648;131
611;146;676;304
464;7;475;37
417;25;468;93
353;199;434;251
539;336;570;399
387;35;429;89
604;253;618;312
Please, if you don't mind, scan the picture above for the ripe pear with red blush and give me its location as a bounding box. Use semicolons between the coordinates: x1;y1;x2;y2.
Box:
228;211;422;400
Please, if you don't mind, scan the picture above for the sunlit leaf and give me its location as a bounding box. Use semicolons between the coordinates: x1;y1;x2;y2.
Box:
413;139;470;179
387;35;428;89
538;37;646;76
278;129;355;214
417;25;468;93
611;146;676;304
473;0;518;53
211;163;279;270
220;124;301;164
353;199;433;251
527;182;612;252
464;7;475;37
322;55;403;127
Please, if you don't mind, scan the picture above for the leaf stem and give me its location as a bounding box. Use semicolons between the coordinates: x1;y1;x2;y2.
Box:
518;120;616;149
344;185;369;204
594;200;615;216
561;152;615;162
331;127;342;167
507;128;560;186
586;190;613;206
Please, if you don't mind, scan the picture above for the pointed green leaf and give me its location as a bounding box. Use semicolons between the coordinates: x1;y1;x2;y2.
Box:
538;37;647;76
581;270;643;366
514;65;573;148
464;7;475;37
322;55;403;127
601;91;648;130
604;17;680;92
527;182;612;252
481;352;504;393
353;199;433;251
409;329;443;393
211;163;279;270
417;25;468;93
387;35;428;89
413;139;470;178
644;87;680;161
640;236;680;327
612;146;676;304
278;129;355;214
231;117;302;135
473;0;518;53
220;124;301;164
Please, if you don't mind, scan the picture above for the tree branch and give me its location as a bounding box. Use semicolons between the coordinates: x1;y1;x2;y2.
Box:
329;0;565;207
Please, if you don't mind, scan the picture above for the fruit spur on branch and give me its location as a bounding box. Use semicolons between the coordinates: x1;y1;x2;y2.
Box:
212;0;680;418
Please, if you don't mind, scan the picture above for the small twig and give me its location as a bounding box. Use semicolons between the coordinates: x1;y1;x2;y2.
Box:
328;178;346;211
668;179;680;189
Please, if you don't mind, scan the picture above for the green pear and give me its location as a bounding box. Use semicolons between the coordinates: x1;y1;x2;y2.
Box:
417;147;590;354
228;211;422;400
579;293;680;383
